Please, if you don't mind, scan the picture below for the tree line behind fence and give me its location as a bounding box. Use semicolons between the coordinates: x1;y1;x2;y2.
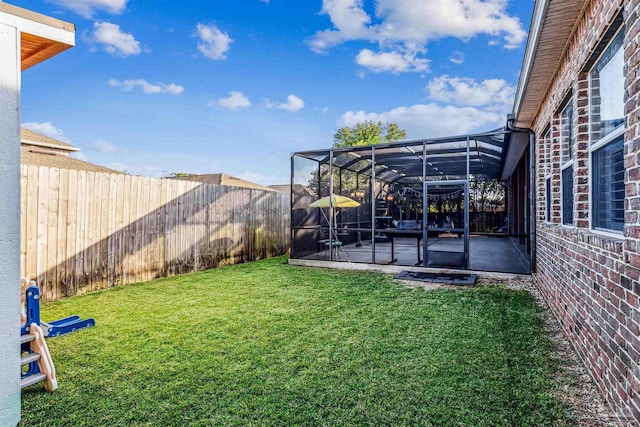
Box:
20;165;290;301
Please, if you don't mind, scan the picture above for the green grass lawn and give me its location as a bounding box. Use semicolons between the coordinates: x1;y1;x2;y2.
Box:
21;257;572;426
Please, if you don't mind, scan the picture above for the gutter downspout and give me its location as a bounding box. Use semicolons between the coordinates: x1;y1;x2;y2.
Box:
506;114;536;274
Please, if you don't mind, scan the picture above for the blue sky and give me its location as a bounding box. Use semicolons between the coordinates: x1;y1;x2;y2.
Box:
14;0;534;185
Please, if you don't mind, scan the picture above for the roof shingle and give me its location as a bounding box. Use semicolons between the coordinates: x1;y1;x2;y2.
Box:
171;173;275;191
21;147;120;174
20;127;78;152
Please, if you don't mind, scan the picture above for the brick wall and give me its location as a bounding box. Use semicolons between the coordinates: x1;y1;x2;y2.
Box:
532;0;639;422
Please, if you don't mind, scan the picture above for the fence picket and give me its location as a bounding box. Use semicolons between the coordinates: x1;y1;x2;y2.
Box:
20;167;290;301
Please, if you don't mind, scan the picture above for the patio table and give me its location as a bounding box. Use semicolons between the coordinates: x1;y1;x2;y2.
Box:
381;229;423;265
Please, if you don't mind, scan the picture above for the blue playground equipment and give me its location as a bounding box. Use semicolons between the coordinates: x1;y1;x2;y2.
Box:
21;285;43;384
43;314;96;337
21;284;95;390
21;284;95;339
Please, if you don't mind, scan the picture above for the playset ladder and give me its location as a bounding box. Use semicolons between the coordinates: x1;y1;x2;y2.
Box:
20;280;58;392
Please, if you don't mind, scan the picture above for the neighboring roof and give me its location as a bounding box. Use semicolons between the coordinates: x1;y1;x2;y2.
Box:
172;174;275;192
268;185;290;193
21;147;120;174
512;0;589;128
0;2;75;71
270;184;314;196
20;127;79;152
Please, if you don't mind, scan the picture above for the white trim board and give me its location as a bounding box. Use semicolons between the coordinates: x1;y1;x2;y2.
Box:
0;3;74;46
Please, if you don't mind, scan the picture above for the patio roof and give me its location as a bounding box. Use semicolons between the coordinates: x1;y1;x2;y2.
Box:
293;128;515;184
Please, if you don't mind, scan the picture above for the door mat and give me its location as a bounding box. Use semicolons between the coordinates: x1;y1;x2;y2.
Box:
394;271;476;286
426;252;465;268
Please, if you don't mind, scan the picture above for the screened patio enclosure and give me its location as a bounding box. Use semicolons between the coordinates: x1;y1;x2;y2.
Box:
290;128;532;275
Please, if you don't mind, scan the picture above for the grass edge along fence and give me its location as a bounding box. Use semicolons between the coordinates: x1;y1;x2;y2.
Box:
20;165;290;301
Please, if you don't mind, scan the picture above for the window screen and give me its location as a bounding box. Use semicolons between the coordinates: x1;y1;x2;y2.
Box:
542;129;551;176
590;27;625;234
593;137;624;232
546;177;551;222
561;102;574;161
562;166;573;225
591;30;625;140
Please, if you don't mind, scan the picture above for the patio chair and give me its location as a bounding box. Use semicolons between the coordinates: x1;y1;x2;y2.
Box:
318;229;351;262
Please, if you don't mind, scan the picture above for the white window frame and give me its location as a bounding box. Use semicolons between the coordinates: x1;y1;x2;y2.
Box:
560;101;575;227
588;28;625;238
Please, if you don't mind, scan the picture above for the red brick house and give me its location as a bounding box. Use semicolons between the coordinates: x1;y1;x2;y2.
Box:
512;0;639;421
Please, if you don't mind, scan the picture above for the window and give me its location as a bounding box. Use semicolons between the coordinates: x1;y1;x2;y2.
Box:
542;128;552;222
590;28;625;233
546;177;552;222
561;102;574;162
560;101;574;225
593;138;624;231
561;166;573;225
591;31;624;140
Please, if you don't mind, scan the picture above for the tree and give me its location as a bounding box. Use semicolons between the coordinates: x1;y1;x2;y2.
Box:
469;178;505;213
333;121;407;148
304;121;407;200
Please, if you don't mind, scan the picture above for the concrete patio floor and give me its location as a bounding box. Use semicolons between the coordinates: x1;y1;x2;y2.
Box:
298;235;530;275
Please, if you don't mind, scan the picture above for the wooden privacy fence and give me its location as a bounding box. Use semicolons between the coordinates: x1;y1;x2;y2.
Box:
20;165;290;302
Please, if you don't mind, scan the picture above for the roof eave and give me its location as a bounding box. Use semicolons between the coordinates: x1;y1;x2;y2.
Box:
0;2;75;70
512;0;549;128
22;139;80;152
512;0;589;129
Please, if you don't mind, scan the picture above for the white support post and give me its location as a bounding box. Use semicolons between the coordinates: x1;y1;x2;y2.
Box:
0;21;22;427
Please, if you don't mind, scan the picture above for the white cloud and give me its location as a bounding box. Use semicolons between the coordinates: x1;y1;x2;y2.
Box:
115;164;166;177
449;51;464;65
260;98;276;109
134;165;165;177
338;75;515;139
307;0;526;73
22;122;71;143
47;0;127;18
196;24;232;60
374;0;526;48
277;94;305;112
108;78;184;95
262;95;305;112
71;152;88;161
426;75;515;108
339;103;502;139
90;22;141;56
216;91;251;109
92;140;118;153
108;162;127;172
259;0;270;3
307;0;375;53
355;49;428;73
238;171;283;186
